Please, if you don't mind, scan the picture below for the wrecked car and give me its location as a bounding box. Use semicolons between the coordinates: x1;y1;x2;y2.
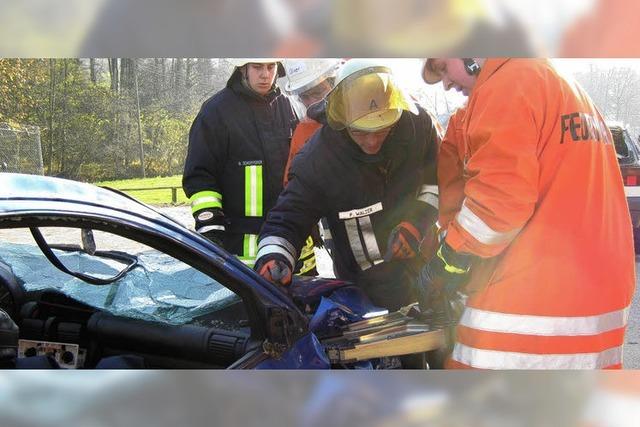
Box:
0;173;445;369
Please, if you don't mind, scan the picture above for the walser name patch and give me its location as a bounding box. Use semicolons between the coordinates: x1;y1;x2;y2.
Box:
338;202;383;220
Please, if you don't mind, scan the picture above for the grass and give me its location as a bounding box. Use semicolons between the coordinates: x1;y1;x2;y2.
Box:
94;175;189;206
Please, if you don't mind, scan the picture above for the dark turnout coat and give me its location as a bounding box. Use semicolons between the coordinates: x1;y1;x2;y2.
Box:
183;69;298;265
258;106;441;309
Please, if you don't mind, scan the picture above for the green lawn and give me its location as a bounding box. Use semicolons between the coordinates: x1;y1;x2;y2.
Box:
95;175;189;206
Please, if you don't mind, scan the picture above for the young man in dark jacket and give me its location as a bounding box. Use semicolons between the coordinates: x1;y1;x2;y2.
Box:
255;59;441;310
183;59;317;272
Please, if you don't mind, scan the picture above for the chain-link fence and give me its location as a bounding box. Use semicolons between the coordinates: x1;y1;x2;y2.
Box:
0;123;44;175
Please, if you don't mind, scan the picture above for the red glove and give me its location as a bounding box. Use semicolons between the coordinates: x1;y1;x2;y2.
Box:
384;221;423;262
254;254;293;286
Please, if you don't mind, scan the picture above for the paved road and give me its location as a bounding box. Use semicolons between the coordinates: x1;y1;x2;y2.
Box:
624;256;640;368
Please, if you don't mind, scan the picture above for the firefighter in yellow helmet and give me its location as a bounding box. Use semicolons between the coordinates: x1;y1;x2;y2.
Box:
255;59;441;312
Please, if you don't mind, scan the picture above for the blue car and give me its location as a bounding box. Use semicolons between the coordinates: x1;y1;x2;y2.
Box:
0;174;444;369
610;123;640;251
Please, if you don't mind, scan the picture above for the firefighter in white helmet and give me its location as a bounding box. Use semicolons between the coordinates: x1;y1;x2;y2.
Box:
183;59;315;275
282;59;341;184
256;59;441;312
280;59;343;273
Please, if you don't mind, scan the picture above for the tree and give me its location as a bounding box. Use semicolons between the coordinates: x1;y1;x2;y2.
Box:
575;64;640;134
108;58;119;92
0;57;238;181
0;59;49;125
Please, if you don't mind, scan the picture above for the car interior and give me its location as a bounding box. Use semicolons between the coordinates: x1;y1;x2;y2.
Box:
0;226;262;369
0;258;263;369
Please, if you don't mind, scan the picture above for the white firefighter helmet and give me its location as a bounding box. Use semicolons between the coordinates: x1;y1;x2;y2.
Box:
326;58;418;132
283;59;341;95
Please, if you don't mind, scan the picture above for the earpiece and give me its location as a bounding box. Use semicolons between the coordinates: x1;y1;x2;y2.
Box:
463;58;481;76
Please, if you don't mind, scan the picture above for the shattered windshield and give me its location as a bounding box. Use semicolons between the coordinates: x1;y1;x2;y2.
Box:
0;238;239;325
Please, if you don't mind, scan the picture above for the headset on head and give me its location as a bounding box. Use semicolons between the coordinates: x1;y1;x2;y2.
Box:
463;58;481;76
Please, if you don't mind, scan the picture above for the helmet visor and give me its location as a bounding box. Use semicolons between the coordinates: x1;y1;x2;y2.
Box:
326;66;418;131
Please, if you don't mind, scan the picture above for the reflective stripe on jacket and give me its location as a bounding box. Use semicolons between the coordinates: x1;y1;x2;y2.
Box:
445;59;635;369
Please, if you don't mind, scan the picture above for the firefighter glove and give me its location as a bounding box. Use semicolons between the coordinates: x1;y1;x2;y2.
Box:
384;221;423;262
415;241;472;309
194;207;226;247
255;253;293;287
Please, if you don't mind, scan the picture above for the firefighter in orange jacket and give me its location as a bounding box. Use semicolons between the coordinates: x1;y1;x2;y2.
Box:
280;59;342;273
420;58;635;369
282;59;341;184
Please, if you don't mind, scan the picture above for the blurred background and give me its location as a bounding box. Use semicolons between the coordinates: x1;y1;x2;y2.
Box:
1;0;639;57
0;370;638;427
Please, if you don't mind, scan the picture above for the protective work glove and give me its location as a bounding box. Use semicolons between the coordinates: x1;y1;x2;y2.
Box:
384;221;423;262
418;222;443;261
254;254;293;287
194;207;226;247
415;241;472;310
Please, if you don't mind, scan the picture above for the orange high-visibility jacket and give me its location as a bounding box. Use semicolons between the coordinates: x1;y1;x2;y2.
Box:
283;118;322;274
438;106;467;229
444;59;635;369
283;118;322;186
